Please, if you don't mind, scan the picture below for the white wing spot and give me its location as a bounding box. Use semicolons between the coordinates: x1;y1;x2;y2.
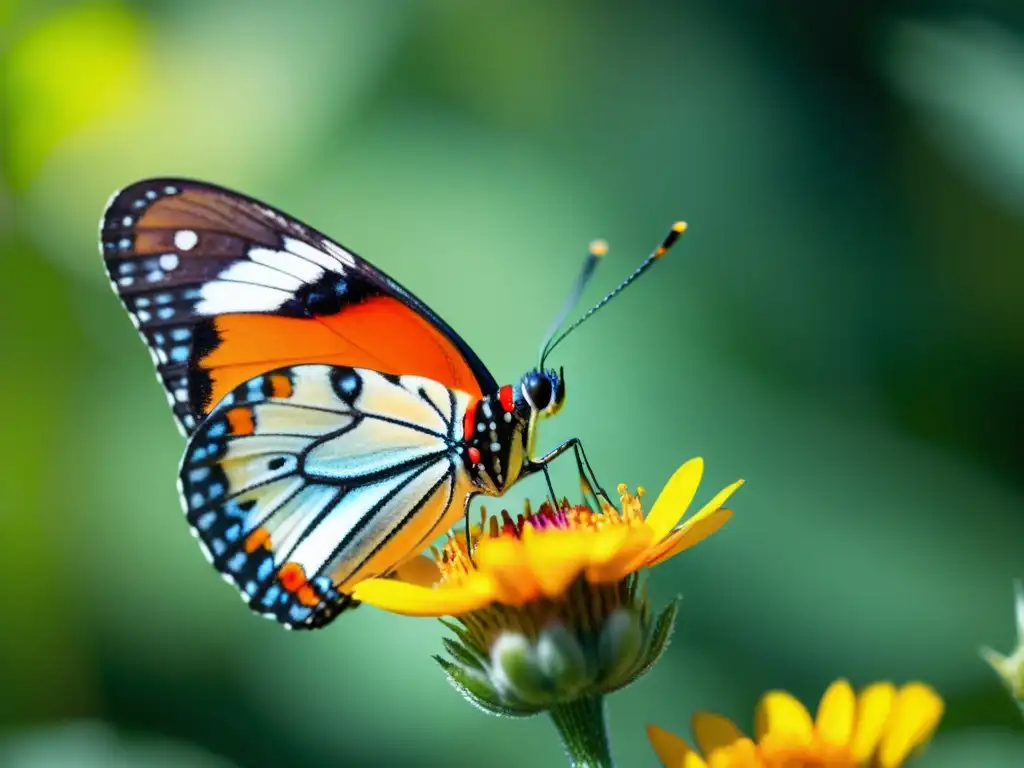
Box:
283;236;347;273
122;215;133;227
160;253;180;270
118;276;134;287
174;230;198;251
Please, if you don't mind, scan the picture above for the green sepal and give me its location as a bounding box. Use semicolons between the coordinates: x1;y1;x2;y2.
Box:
490;633;554;707
597;608;643;689
442;636;486;672
434;656;538;718
439;618;486;656
536;623;592;696
631;599;679;683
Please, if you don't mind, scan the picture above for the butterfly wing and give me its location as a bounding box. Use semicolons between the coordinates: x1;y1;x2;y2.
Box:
101;178;497;435
179;364;473;629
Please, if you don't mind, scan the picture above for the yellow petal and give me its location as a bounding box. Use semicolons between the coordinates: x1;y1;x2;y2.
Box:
816;679;856;747
877;683;943;768
521;527;589;598
646;724;708;768
687;479;744;533
476;537;541;605
392;555;441;587
691;712;748;760
849;682;896;761
755;691;814;743
584;527;654;583
351;575;493;616
582;524;633;565
716;737;759;767
646;508;733;568
644;458;705;540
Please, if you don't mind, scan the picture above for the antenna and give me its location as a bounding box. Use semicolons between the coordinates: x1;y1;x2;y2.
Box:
539;221;686;367
537;238;607;366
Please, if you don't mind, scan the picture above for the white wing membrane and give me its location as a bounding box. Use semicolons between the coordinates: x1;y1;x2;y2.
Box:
179;364;472;629
304;417;445;481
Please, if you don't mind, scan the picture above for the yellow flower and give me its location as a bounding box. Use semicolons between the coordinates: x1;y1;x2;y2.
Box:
647;679;944;768
354;457;742;618
352;457;742;718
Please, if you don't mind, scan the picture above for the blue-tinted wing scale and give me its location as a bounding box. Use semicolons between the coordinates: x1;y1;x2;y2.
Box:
179;364;471;629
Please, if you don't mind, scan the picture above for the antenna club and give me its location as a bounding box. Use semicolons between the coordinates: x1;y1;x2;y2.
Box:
654;220;688;259
588;239;609;257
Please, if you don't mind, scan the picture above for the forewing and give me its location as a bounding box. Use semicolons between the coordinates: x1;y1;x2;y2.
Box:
179;364;471;629
101;178;497;435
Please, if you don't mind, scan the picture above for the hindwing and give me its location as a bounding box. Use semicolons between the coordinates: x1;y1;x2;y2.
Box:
179;364;473;629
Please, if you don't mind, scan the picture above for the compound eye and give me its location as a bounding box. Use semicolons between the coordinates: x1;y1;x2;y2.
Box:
523;372;553;411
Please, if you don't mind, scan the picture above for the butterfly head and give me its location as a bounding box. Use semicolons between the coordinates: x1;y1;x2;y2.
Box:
519;367;565;419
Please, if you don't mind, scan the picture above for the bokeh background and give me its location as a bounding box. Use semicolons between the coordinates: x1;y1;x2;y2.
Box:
2;1;1023;766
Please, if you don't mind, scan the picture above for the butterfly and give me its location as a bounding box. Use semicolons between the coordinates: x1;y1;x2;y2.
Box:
100;179;684;629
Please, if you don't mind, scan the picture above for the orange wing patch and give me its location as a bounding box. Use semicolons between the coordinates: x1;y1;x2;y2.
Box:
195;296;484;414
278;562;321;607
267;373;293;398
244;527;271;554
226;406;255;436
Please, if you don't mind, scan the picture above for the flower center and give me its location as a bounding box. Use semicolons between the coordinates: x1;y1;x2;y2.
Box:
436;486;650;582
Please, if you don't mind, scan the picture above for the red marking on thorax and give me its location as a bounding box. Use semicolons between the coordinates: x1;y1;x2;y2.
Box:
468;447;481;464
499;385;515;413
462;399;477;440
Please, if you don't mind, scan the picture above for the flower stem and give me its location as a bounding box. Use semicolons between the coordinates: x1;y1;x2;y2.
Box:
548;696;615;768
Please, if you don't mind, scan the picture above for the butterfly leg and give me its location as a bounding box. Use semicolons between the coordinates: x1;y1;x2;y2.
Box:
463;494;478;563
525;437;613;509
540;462;560;510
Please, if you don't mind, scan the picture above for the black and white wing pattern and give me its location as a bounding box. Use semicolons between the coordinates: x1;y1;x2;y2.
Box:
179;364;474;629
100;178;498;436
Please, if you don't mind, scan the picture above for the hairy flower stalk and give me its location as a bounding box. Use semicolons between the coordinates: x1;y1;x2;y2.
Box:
353;458;742;768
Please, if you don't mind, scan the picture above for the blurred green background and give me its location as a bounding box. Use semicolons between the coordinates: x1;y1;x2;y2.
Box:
2;1;1024;766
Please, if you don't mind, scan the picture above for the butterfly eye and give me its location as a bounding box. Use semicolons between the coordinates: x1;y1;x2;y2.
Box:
521;370;554;412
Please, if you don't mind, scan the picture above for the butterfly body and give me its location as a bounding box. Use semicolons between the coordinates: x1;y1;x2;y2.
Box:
101;179;574;629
